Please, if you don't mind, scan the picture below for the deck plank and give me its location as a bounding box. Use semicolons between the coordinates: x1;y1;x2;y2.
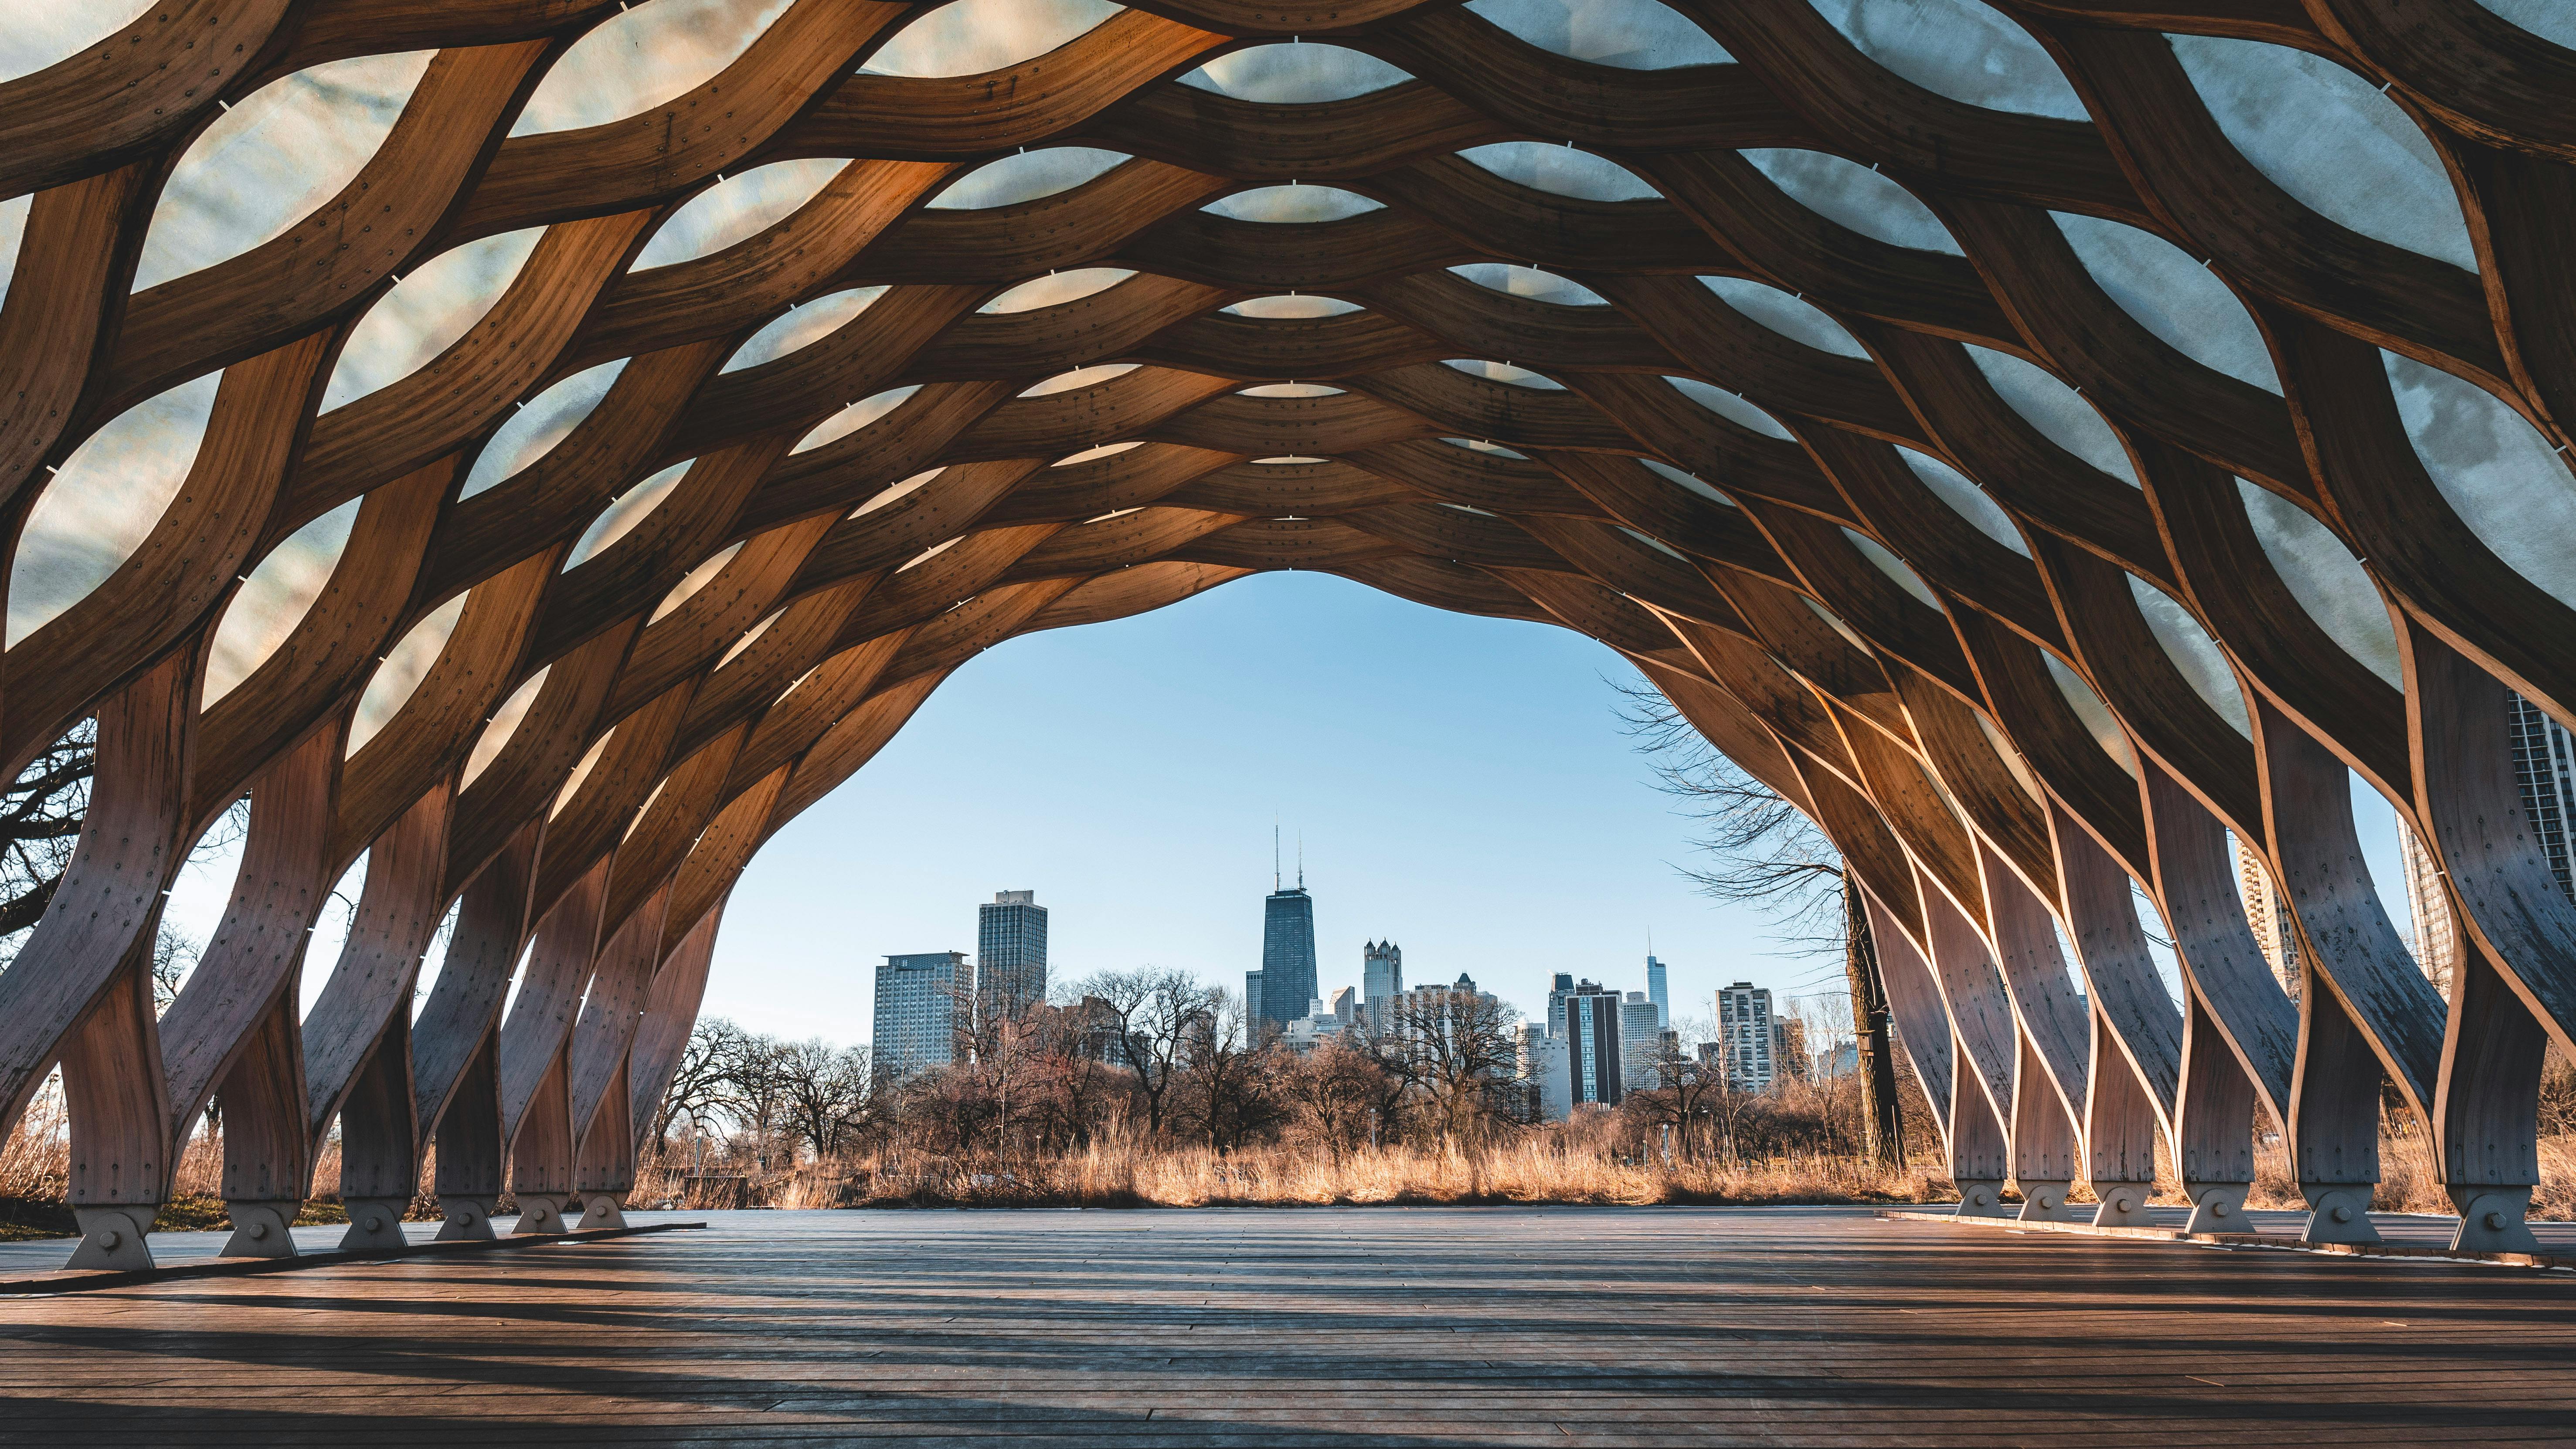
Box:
3;1206;2572;1444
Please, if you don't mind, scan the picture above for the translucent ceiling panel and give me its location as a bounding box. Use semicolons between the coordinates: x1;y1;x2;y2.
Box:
652;541;748;623
1241;383;1345;397
9;372;220;645
1805;0;2088;119
1665;375;1795;440
633;158;851;269
979;267;1134;312
1443;360;1565;390
204;499;361;706
1697;275;1870;359
722;286;888;373
2384;350;2576;611
0;193;27;308
1201;186;1383;222
1640;457;1736;505
1899;447;2028;555
323;229;544;412
2128;573;2250;736
1223;295;1363;318
348;593;468;754
134;52;436;291
1845;527;1944;610
2471;0;2576;45
2046;653;2138;773
1964;345;2138;485
461;359;631;499
2236;478;2399;688
565;460;694;570
2167;35;2476;271
796;386;921;453
460;666;551;789
513;0;795;135
1742;149;1963;255
2049;212;2281;394
1179;43;1411;102
928;148;1131;209
1460;143;1660;201
0;0;154;82
1022;363;1138;397
1463;0;1731;68
864;0;1125;77
1450;264;1608;306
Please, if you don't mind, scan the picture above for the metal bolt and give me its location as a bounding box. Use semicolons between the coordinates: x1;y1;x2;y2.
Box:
2331;1205;2352;1223
246;1221;268;1239
2486;1211;2508;1231
99;1229;121;1249
2210;1201;2228;1217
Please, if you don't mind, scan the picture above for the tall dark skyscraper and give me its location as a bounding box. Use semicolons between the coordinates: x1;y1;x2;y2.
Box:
1260;833;1316;1025
976;889;1048;1025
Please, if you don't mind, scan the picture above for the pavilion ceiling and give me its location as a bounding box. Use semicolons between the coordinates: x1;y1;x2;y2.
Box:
3;0;2576;1262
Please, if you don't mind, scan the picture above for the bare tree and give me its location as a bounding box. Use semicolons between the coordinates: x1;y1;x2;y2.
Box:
1619;1012;1732;1158
775;1037;870;1159
0;719;95;953
1278;1035;1392;1163
1066;965;1217;1139
1614;679;1845;957
655;1017;752;1147
1177;990;1282;1151
1365;982;1522;1146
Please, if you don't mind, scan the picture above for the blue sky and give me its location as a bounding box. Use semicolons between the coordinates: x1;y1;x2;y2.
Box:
701;570;1825;1046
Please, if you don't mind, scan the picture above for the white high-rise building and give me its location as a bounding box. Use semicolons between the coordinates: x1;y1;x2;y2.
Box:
1362;940;1403;1022
2233;836;2301;1003
1518;1022;1570;1122
1715;981;1777;1093
874;951;965;1081
2399;818;2459;997
1619;991;1661;1090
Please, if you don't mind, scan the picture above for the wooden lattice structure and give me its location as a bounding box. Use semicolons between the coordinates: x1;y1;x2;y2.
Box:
3;0;2575;1268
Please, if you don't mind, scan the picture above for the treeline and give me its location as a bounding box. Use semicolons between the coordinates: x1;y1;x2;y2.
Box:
651;967;1916;1176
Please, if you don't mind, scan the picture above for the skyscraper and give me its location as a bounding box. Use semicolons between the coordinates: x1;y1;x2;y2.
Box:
1619;991;1662;1089
976;889;1048;1025
1245;969;1265;1027
1518;1022;1571;1122
1546;971;1575;1038
2399;819;2459;997
873;951;965;1081
2510;692;2576;900
1563;981;1623;1108
2232;838;2301;1003
1362;940;1403;1020
1260;847;1317;1027
1716;981;1777;1093
2390;692;2573;1001
1645;954;1669;1028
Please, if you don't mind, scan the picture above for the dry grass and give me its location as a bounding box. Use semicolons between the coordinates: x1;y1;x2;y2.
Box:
636;1137;1955;1211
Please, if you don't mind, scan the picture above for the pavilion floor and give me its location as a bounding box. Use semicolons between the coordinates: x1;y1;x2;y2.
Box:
4;1205;2572;1445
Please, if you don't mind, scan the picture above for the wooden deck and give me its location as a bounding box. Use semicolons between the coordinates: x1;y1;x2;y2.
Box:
4;1206;2572;1445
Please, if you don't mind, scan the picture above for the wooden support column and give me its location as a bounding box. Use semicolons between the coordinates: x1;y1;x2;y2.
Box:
0;648;198;1270
2049;801;2179;1225
2407;631;2568;1252
411;821;541;1239
159;720;343;1257
1862;894;1954;1140
1980;843;2089;1220
1921;880;2017;1215
500;860;607;1233
566;883;672;1229
2253;694;2444;1242
631;902;726;1149
301;784;454;1251
2143;763;2297;1231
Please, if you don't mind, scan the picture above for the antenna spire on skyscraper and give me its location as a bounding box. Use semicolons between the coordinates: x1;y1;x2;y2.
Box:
1297;830;1304;889
1273;819;1281;892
